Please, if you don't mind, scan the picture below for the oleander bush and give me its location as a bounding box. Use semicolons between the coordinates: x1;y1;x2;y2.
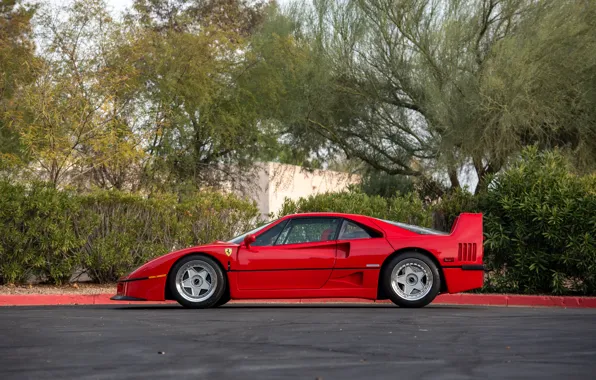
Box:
277;189;433;227
76;191;179;283
0;182;84;284
478;148;596;295
0;185;261;284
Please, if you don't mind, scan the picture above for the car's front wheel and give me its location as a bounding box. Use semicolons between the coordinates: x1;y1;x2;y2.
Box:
382;251;441;308
168;254;226;308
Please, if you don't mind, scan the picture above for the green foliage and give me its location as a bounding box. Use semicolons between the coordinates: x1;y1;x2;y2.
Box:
432;187;479;231
267;0;596;188
480;148;596;295
0;181;84;284
0;184;261;284
176;191;262;247
277;188;433;228
0;0;39;172
360;171;415;199
78;190;261;283
76;191;179;283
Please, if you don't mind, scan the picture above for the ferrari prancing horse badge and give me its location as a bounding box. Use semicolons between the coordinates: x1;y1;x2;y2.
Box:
225;248;232;256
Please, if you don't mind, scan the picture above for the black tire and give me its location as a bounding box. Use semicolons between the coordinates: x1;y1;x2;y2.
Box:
168;254;227;309
214;290;231;307
381;251;441;308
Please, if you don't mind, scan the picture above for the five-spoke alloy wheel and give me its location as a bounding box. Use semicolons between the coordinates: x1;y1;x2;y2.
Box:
168;255;226;308
382;251;441;308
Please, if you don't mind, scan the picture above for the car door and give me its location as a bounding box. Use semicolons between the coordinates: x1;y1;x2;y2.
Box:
236;217;341;290
333;218;395;269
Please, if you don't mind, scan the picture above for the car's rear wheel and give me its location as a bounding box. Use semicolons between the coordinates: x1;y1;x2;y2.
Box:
382;251;440;308
168;255;226;308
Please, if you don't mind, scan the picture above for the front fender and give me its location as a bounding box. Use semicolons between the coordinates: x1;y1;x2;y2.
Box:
116;243;239;301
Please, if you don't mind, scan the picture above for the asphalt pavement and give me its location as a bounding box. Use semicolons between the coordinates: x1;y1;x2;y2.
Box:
1;304;595;379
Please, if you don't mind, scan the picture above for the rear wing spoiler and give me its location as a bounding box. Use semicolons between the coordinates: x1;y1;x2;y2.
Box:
449;213;483;241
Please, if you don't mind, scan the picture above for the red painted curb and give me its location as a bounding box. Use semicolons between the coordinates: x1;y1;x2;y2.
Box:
1;293;596;308
0;294;174;306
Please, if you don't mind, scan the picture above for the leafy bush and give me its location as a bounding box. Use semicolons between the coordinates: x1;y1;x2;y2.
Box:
277;189;433;227
359;170;415;198
76;191;179;283
177;191;263;247
480;148;596;295
386;192;433;227
0;185;261;284
0;182;84;284
77;190;262;283
278;190;387;218
431;187;479;231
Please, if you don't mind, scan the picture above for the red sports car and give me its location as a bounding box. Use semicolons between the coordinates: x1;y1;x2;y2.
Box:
111;212;484;308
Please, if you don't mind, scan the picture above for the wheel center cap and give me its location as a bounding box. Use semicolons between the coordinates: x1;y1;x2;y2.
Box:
192;276;203;286
407;274;417;284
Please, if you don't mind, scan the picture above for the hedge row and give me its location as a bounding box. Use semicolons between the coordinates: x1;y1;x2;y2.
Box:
0;186;261;284
1;148;594;295
279;148;596;296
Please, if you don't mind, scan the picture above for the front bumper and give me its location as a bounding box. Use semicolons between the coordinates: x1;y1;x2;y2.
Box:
110;295;147;301
112;275;168;302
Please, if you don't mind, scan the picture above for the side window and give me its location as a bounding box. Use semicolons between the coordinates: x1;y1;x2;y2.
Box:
338;220;374;240
252;220;289;246
275;218;341;245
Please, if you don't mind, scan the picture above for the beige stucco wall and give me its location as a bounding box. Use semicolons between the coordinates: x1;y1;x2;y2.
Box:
249;162;361;218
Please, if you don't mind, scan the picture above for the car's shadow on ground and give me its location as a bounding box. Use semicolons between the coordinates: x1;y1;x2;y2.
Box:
110;304;482;310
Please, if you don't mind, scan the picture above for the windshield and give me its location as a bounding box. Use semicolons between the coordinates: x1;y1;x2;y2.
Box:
227;220;277;244
379;219;448;235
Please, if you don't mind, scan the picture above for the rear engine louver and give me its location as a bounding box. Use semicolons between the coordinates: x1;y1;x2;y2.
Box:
458;243;477;262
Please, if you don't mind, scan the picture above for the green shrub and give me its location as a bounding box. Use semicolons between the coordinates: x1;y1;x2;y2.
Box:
76;191;179;283
0;182;83;284
77;190;262;283
431;187;479;231
386;192;433;227
177;191;262;247
0;185;261;285
277;189;433;227
480;148;596;295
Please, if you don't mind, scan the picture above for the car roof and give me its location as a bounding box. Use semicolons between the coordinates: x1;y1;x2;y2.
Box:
281;212;369;218
280;212;448;235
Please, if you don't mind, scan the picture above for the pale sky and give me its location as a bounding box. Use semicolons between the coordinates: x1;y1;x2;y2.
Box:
46;0;293;17
45;0;133;15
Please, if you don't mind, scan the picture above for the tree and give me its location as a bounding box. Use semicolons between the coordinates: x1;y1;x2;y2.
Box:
0;0;39;172
8;0;146;188
265;0;596;192
121;0;275;193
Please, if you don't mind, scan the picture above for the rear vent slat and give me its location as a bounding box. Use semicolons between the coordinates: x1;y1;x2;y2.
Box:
473;243;477;261
458;243;462;261
458;243;477;262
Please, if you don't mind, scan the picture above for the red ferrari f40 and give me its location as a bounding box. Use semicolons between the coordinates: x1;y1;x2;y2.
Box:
112;212;484;308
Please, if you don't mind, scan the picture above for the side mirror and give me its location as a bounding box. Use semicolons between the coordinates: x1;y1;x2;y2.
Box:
244;234;256;248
